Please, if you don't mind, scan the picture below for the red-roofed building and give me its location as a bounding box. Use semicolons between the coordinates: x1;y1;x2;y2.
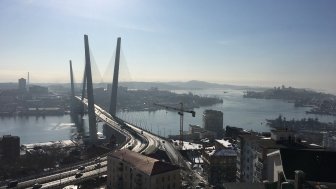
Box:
107;149;181;189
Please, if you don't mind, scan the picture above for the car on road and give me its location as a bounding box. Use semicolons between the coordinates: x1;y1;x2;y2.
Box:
198;182;206;187
99;175;107;182
6;180;18;188
78;166;85;171
75;172;83;178
95;163;101;168
32;183;42;189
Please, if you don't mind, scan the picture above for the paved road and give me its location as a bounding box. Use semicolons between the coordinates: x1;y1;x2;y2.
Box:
1;99;155;189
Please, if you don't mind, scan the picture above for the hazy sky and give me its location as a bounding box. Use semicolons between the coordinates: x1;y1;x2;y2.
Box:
1;0;335;92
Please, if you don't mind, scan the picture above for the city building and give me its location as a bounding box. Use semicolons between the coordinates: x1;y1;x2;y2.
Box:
188;124;216;140
322;131;336;150
29;85;48;95
225;126;249;139
189;124;203;134
215;139;234;150
236;134;279;183
107;149;181;189
203;139;237;186
224;170;335;189
18;78;26;93
203;110;223;138
237;129;326;183
0;135;20;160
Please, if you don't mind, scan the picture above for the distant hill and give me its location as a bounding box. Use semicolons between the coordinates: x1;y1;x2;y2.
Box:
120;80;259;90
0;83;17;89
119;82;179;90
1;80;265;91
166;80;248;90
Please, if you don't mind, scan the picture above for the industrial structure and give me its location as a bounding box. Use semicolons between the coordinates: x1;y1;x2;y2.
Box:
154;102;195;146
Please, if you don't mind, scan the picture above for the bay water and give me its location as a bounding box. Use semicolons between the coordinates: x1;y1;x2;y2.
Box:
1;89;335;144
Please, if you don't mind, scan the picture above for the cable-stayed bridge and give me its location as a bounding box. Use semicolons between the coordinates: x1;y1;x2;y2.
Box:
0;35;188;189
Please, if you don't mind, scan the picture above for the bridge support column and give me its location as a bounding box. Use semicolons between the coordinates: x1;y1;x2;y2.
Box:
69;60;76;113
109;37;121;116
84;34;98;143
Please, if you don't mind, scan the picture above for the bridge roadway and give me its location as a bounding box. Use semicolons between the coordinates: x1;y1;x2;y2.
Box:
0;98;161;189
1;98;190;189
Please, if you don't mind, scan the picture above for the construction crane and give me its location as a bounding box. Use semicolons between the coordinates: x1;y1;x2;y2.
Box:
153;102;195;147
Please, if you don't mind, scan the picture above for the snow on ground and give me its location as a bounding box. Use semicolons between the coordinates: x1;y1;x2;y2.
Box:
171;140;203;150
23;140;78;149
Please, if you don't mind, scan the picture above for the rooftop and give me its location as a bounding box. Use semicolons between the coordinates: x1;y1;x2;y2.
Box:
23;140;77;149
0;135;20;141
111;149;179;176
215;139;233;148
206;148;237;157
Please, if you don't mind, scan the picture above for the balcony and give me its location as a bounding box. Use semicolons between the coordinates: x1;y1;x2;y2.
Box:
135;173;142;184
254;171;262;182
255;150;262;158
237;163;241;170
118;162;124;171
236;171;241;178
255;161;263;169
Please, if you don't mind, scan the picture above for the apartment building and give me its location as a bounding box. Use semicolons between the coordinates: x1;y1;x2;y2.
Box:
236;134;279;182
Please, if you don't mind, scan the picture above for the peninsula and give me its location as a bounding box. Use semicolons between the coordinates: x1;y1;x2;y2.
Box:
244;86;336;116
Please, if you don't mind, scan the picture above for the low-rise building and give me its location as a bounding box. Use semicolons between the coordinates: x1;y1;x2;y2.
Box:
188;124;216;140
107;149;181;189
203;148;237;185
203;139;237;186
0;135;20;160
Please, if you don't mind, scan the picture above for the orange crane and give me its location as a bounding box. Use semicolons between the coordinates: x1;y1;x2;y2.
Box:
153;102;195;147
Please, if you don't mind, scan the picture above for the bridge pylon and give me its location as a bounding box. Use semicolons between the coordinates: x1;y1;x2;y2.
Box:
109;37;121;116
69;60;76;112
83;34;98;143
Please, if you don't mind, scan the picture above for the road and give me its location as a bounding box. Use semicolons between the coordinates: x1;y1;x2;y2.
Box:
1;99;157;189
